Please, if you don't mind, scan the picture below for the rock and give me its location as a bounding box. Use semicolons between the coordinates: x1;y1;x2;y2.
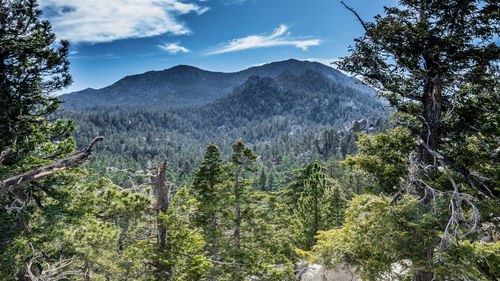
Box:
295;261;360;281
290;124;303;135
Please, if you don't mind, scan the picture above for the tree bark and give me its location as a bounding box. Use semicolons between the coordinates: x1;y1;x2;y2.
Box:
156;160;169;250
419;55;443;166
412;271;434;281
84;257;91;281
233;169;242;280
0;137;104;193
155;160;171;281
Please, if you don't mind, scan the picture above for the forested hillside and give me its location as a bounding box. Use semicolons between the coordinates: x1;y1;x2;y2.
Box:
1;0;498;281
58;65;386;188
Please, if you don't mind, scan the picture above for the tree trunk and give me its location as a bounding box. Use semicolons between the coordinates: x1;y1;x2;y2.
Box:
412;270;434;281
84;257;91;281
156;161;169;250
234;172;241;251
233;170;242;280
155;161;171;281
419;63;443;166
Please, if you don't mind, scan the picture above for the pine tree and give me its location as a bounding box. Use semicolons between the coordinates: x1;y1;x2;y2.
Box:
228;140;257;280
258;169;267;191
285;161;336;250
0;1;77;278
0;0;72;153
191;144;226;263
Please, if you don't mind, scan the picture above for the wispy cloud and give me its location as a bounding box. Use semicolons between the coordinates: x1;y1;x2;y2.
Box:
207;25;320;55
159;43;190;54
222;0;246;6
39;0;209;43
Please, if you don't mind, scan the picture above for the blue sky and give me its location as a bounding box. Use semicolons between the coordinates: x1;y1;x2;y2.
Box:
39;0;396;94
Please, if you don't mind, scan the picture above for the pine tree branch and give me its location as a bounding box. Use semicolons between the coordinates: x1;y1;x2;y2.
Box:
0;136;104;194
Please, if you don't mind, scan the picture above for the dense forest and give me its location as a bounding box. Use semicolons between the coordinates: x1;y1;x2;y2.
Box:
56;66;387;189
1;0;499;281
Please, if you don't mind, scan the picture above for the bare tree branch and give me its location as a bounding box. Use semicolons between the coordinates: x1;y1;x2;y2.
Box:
0;136;104;194
341;1;368;32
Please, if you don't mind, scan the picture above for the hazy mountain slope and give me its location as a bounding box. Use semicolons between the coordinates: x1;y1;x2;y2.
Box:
59;59;373;109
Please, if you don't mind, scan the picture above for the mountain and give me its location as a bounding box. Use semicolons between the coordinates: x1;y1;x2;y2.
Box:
182;70;382;132
59;59;374;109
57;59;386;187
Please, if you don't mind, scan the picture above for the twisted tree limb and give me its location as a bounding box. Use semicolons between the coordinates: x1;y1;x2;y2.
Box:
0;137;104;194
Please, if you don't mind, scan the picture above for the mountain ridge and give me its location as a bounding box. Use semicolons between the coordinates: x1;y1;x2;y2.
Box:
60;59;374;109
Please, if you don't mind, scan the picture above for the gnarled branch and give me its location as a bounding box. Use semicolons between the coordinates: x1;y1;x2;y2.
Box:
0;137;104;194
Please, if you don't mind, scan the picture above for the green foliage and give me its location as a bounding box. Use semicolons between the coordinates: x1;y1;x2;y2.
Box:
70;177;150;221
435;239;500;280
285;161;345;250
320;0;500;279
342;127;415;194
135;187;213;281
0;0;72;155
190;144;227;258
0;1;83;278
312;194;499;280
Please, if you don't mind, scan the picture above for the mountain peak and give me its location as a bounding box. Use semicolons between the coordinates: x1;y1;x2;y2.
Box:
60;59;373;109
167;64;203;72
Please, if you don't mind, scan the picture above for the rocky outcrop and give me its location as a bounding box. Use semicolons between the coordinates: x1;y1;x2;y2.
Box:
295;262;360;281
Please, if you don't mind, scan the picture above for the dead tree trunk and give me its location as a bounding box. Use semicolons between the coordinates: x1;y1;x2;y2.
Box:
156;160;169;249
155;160;171;281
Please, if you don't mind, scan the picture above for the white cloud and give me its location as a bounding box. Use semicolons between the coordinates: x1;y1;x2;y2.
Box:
159;43;190;54
208;25;320;55
39;0;209;43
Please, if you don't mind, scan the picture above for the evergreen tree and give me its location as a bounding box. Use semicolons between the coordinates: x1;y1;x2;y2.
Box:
313;1;499;280
190;145;226;265
258;169;267;191
0;2;152;280
0;1;77;278
0;0;72;154
229;140;257;280
135;187;212;281
285;161;337;250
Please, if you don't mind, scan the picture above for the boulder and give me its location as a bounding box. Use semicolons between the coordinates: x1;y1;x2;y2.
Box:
295;261;360;281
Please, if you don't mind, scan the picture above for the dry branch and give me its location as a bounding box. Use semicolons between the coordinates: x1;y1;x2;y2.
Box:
0;137;104;194
0;148;13;164
340;1;369;32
